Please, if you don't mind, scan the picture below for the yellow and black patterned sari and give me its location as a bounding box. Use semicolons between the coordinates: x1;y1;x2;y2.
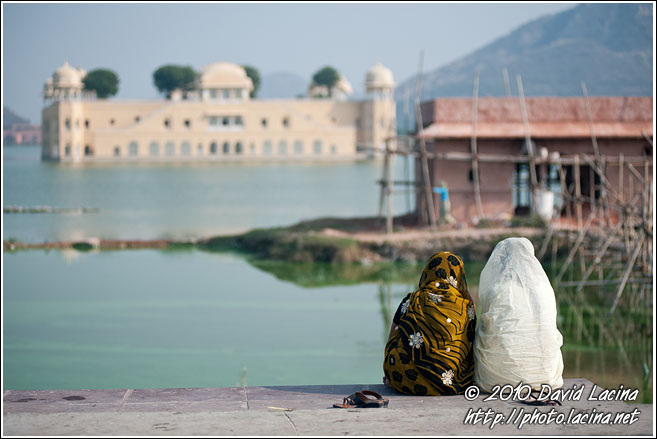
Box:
383;252;476;395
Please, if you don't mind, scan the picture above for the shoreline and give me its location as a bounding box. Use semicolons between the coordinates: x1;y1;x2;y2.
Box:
3;215;553;263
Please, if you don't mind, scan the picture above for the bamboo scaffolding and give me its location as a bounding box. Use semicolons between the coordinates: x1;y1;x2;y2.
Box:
371;81;652;315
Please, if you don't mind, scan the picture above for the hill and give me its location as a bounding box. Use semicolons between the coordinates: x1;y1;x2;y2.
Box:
395;3;653;129
3;106;30;129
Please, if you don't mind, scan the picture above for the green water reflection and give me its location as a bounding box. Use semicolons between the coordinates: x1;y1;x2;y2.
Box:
3;249;652;403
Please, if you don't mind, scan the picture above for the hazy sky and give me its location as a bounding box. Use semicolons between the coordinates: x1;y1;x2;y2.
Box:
2;2;577;123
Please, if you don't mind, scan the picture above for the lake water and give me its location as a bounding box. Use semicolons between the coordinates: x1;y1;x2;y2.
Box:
2;146;652;402
3;146;415;243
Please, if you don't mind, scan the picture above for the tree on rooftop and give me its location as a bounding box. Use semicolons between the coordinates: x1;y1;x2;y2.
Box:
311;66;340;98
82;69;119;99
153;65;198;98
242;65;261;98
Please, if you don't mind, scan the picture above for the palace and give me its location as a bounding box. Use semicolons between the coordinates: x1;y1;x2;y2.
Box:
40;61;396;162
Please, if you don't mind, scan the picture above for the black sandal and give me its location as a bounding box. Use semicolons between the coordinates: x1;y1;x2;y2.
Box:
332;390;389;408
520;390;562;406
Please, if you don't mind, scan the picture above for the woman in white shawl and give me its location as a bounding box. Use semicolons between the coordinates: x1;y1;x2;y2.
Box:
474;237;564;393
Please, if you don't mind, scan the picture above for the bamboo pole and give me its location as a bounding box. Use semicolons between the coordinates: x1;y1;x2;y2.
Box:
581;83;601;161
557;164;573;229
574;155;583;230
414;51;437;230
575;218;624;293
516;75;538;208
609;231;645;314
378;142;390;218
555;206;600;284
502;68;511;97
470;71;485;221
386;138;396;234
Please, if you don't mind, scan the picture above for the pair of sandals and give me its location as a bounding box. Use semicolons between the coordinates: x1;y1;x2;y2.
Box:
333;390;389;409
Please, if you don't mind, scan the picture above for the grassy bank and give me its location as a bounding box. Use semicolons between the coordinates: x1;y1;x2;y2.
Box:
5;214;558;264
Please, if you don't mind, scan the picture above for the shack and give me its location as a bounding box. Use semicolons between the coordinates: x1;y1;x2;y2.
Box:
417;96;653;226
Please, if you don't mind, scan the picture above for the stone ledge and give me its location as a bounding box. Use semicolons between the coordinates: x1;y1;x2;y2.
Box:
3;379;653;436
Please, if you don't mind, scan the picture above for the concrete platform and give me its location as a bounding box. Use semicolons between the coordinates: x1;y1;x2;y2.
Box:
3;379;653;436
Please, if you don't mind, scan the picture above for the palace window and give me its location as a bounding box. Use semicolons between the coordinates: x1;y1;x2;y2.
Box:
129;142;139;156
294;140;303;155
210;142;218;155
222;117;230;126
223;142;230;155
261;118;267;128
282;117;290;128
110;118;115;126
149;141;160;156
164;119;171;129
85;119;90;129
84;145;93;156
181;142;191;156
330;144;337;155
222;89;230;100
65;144;71;156
197;143;204;155
184;119;191;129
313;140;323;155
235;142;243;155
210;89;218;99
113;146;120;157
135;115;141;123
165;141;175;156
263;140;272;155
278;140;288;155
65;119;71;130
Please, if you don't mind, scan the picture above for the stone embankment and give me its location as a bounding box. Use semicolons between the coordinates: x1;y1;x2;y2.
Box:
3;379;653;436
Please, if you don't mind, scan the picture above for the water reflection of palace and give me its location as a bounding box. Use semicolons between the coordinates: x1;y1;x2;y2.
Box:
41;61;396;162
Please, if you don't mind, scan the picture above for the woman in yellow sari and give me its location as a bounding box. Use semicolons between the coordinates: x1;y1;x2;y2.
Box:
383;252;476;395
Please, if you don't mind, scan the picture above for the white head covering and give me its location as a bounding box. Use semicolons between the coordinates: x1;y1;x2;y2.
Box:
473;237;564;391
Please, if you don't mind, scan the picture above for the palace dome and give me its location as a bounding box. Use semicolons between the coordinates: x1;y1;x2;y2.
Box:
365;61;395;91
308;75;353;99
198;62;253;90
52;61;83;88
335;76;353;95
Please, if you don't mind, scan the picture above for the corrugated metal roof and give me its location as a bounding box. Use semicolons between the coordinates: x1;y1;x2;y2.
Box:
420;97;653;139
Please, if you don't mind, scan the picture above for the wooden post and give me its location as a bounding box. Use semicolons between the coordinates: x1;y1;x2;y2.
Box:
470;71;485;221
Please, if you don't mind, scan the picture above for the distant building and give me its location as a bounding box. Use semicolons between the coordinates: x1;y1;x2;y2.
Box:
4;123;42;145
41;61;396;162
418;96;653;224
